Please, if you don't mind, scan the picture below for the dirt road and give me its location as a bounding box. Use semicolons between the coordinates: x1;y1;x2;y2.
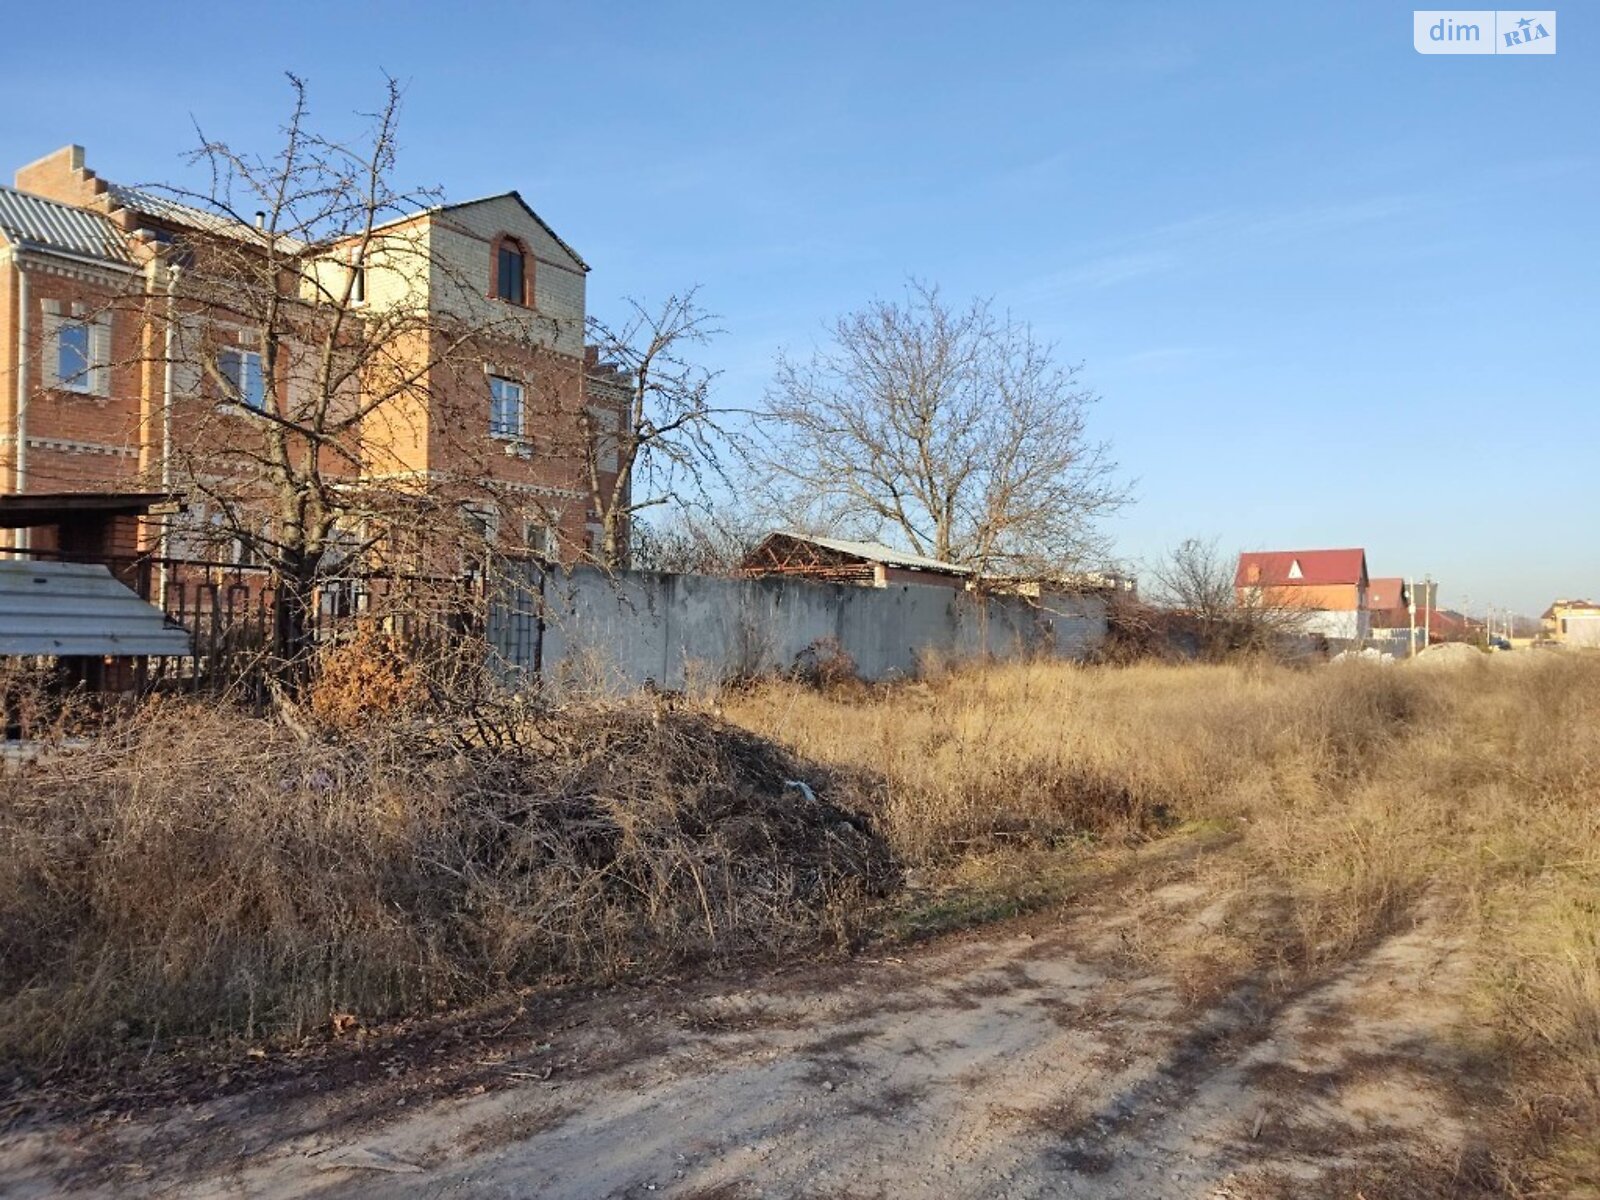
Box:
0;864;1488;1199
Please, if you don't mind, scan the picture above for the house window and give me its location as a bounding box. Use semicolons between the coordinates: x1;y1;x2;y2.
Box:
523;519;552;559
587;406;621;473
496;241;525;304
461;505;497;579
218;348;266;411
489;375;523;439
57;321;92;392
44;302;110;395
350;261;365;304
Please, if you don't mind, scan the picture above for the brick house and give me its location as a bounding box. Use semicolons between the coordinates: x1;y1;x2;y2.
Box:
1;144;628;568
1234;548;1370;640
1541;599;1600;646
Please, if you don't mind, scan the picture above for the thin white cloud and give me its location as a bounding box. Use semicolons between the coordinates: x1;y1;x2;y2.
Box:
1015;190;1428;303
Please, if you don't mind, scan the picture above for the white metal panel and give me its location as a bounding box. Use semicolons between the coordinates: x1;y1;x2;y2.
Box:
0;561;192;657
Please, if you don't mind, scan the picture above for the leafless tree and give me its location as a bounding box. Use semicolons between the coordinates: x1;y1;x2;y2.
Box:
630;509;765;576
1148;537;1309;660
747;281;1126;577
579;291;726;570
126;75;564;667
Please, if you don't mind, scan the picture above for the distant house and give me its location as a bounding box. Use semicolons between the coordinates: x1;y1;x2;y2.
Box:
1541;599;1600;646
741;532;973;590
1429;609;1476;643
1366;577;1414;648
738;531;1133;601
1234;548;1370;640
1367;577;1408;620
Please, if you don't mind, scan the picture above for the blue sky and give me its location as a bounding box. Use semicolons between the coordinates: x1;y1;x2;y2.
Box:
3;2;1593;614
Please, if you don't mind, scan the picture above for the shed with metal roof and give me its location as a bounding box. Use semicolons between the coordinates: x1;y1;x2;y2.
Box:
741;531;972;589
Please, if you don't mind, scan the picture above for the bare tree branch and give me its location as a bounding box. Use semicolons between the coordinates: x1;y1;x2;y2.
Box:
747;281;1127;577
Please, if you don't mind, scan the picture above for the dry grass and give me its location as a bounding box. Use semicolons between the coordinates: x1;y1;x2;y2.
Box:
3;651;1596;1189
722;654;1600;1192
0;696;892;1066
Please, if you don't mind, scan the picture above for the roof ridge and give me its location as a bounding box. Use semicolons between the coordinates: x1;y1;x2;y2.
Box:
373;190;588;272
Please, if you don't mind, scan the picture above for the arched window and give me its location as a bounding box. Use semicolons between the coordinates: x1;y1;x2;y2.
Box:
491;235;530;305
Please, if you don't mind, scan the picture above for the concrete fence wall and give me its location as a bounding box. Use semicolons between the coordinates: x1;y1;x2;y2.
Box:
489;564;1108;692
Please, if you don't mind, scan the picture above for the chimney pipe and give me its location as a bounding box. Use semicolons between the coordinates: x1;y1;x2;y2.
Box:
255;211;266;230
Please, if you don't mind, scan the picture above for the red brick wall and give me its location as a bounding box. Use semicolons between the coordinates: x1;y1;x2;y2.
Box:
6;149;630;567
13;146;114;213
4;266;145;494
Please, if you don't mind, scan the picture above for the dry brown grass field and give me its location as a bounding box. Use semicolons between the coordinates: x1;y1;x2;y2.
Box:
1;652;1596;1195
723;654;1600;1194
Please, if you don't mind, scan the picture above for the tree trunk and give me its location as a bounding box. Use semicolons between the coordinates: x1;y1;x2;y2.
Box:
272;560;318;689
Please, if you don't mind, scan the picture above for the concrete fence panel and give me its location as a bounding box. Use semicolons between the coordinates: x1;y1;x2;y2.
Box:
491;563;1107;692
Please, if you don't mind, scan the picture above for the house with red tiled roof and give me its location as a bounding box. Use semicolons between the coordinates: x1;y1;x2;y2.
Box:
1234;548;1370;640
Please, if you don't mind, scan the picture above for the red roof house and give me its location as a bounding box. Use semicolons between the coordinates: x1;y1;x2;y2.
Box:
1234;548;1370;640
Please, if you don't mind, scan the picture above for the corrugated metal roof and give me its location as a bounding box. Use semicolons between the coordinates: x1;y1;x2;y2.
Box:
0;561;192;657
775;531;972;575
107;183;307;253
0;186;132;263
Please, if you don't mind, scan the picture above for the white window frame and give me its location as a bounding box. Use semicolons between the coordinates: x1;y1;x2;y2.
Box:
217;347;267;412
56;321;92;393
586;405;621;473
522;517;554;559
43;303;111;397
489;374;524;440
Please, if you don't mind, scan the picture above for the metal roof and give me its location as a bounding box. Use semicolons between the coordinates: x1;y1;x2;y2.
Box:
0;560;192;657
0;186;132;264
771;531;972;576
107;183;308;254
1234;548;1368;589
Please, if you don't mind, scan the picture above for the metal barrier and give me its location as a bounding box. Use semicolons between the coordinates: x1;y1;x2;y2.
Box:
1;546;488;701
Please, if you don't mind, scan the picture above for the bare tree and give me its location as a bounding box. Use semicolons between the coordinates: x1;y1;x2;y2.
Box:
1148;537;1309;660
130;75;563;667
579;291;725;570
748;281;1126;577
630;509;765;576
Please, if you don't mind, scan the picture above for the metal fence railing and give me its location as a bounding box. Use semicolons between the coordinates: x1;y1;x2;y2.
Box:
3;546;495;702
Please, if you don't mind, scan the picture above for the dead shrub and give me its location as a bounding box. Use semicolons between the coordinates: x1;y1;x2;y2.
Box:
307;624;426;732
0;659;98;741
0;698;894;1066
791;636;861;691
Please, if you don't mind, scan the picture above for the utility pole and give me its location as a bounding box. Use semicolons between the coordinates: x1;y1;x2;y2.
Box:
1408;576;1417;657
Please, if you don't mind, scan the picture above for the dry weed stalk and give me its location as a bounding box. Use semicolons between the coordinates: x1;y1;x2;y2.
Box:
0;690;891;1066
